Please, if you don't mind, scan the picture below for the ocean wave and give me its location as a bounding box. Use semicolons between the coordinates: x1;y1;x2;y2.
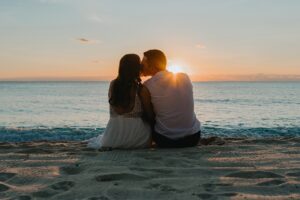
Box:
194;98;299;105
202;126;300;138
0;127;104;142
0;126;300;142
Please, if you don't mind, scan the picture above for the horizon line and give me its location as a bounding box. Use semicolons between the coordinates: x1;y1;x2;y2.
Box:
1;79;300;83
1;74;300;82
1;80;300;83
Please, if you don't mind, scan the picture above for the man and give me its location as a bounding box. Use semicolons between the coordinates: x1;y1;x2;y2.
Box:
141;49;201;148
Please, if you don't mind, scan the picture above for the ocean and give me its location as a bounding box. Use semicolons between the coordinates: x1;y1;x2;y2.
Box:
0;81;299;142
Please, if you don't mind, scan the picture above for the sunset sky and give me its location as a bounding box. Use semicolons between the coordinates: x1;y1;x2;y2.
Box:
1;0;300;81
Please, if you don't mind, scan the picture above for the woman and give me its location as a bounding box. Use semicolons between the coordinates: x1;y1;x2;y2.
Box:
88;54;154;149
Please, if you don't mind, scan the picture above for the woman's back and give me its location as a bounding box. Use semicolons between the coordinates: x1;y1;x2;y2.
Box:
87;81;151;149
109;80;143;117
87;54;152;149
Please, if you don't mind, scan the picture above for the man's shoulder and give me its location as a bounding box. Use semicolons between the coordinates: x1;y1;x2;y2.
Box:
143;77;154;87
177;73;192;84
177;72;190;80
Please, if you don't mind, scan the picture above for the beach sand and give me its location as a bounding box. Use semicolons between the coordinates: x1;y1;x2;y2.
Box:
1;138;300;200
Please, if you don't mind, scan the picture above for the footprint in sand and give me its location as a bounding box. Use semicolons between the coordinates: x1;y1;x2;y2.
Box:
144;183;161;189
0;183;9;192
95;173;147;182
193;193;214;199
0;172;16;182
32;189;58;198
32;181;75;198
50;181;75;191
60;164;83;175
159;185;181;192
87;196;110;200
218;193;238;197
11;195;32;200
193;192;237;199
225;171;283;179
202;183;232;192
145;183;181;193
286;171;300;177
257;179;286;186
129;167;173;174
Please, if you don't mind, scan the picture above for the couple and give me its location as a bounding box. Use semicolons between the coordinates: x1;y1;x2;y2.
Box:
88;49;208;149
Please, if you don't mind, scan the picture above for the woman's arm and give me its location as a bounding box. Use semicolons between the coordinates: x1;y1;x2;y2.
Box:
139;85;155;128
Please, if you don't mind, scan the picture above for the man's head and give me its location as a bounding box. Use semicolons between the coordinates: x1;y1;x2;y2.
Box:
142;49;167;76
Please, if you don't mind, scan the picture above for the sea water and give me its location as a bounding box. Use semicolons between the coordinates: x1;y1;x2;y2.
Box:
0;81;299;142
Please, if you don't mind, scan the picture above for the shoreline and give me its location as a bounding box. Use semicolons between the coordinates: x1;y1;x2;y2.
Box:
1;126;300;143
1;138;300;199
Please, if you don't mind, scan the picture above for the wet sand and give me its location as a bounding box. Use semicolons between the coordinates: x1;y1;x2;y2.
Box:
1;138;300;200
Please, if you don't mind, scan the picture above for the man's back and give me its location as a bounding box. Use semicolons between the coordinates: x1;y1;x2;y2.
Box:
144;70;201;139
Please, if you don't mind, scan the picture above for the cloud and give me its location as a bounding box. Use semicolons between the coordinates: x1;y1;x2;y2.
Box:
76;38;101;45
195;43;206;49
88;14;103;23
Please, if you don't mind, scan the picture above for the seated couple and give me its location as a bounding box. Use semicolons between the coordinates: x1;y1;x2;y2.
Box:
88;49;215;149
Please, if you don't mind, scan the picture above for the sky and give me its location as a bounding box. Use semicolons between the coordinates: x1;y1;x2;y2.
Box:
1;0;300;81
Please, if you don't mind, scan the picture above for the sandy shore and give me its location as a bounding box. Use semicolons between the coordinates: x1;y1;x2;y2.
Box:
1;138;300;200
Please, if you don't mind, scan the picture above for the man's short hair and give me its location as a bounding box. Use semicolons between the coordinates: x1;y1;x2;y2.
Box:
143;49;167;70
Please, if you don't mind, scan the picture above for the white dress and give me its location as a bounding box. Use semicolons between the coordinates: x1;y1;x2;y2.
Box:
87;92;151;149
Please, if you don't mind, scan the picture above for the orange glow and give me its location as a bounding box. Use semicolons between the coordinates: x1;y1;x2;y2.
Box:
167;65;185;74
1;55;300;81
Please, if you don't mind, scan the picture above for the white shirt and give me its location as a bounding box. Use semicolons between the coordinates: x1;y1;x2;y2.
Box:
144;71;201;139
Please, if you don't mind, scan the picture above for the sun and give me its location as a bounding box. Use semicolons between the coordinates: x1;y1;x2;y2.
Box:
167;65;185;74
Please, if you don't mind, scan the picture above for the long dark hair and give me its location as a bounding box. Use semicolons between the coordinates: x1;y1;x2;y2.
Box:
109;54;142;108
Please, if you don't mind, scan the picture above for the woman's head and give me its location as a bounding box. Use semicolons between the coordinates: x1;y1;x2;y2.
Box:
109;54;141;108
118;54;141;83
